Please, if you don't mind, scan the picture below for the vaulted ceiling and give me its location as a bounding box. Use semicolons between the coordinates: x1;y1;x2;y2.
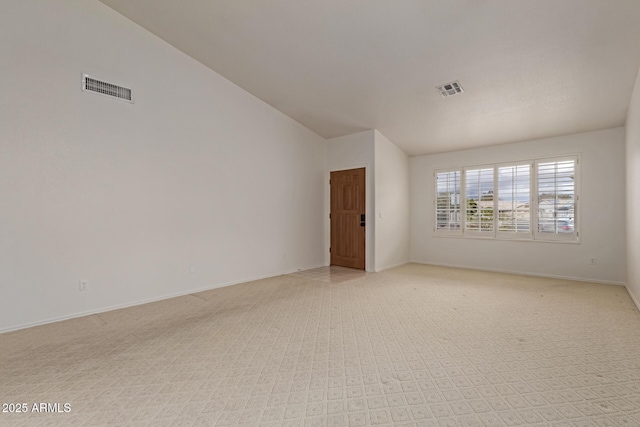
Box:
99;0;640;155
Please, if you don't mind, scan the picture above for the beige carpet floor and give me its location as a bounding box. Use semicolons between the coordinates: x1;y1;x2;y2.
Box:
1;263;640;426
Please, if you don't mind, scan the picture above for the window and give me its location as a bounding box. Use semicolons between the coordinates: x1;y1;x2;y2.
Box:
535;157;576;241
434;155;578;242
497;164;531;235
435;171;461;232
465;168;494;234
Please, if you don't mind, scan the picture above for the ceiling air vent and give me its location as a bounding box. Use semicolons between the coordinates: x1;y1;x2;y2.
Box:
436;80;464;98
82;74;133;103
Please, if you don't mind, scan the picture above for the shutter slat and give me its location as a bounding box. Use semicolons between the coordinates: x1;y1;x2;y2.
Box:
537;159;575;234
497;164;531;233
436;171;461;231
465;168;494;232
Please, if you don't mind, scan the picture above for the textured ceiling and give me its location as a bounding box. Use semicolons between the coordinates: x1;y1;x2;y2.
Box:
99;0;640;155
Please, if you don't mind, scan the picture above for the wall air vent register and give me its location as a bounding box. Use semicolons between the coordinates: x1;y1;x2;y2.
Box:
82;74;133;103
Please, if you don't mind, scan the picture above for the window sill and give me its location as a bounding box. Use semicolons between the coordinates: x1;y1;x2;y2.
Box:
432;233;580;244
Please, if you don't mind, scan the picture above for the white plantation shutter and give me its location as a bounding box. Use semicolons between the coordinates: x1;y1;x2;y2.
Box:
435;171;461;232
433;156;578;242
497;164;531;235
465;167;494;234
535;157;577;240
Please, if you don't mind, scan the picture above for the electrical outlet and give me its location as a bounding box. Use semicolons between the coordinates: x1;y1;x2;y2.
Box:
589;258;596;265
189;265;196;274
79;280;88;292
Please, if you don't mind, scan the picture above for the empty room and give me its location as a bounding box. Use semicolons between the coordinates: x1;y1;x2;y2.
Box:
2;0;640;426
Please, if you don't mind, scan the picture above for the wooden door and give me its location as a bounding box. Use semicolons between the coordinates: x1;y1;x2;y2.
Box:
330;168;366;270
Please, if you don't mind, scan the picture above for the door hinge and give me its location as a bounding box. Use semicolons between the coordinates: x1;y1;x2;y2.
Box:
329;247;331;253
329;213;331;219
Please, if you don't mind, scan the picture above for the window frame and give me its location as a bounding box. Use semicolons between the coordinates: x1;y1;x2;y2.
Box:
433;155;579;243
434;170;462;236
532;155;579;242
463;165;496;238
495;161;533;240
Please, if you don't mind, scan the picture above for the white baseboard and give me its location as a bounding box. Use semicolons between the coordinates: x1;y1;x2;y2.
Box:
410;260;626;286
0;271;300;334
4;261;628;334
374;260;410;273
625;285;640;311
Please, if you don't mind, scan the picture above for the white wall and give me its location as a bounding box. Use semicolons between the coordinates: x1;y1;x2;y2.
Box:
374;131;410;271
410;127;626;284
326;131;375;271
626;69;640;307
0;0;327;332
